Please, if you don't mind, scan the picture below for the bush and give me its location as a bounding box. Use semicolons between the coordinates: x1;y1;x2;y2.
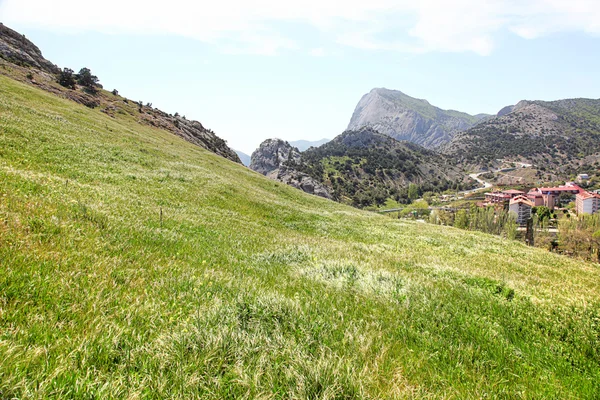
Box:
57;68;76;89
76;68;99;88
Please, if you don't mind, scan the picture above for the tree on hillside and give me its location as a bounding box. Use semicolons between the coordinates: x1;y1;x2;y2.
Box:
57;68;76;89
408;183;419;202
76;68;100;93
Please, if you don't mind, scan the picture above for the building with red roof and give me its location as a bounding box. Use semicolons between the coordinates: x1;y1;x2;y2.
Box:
509;195;534;224
576;191;600;215
485;189;525;205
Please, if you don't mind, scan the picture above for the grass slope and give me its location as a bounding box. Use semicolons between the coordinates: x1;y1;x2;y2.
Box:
1;75;600;399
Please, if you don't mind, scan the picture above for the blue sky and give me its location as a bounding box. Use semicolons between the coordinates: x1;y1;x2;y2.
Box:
1;0;600;154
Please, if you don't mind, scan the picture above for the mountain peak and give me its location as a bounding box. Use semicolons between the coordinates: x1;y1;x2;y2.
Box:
348;88;486;148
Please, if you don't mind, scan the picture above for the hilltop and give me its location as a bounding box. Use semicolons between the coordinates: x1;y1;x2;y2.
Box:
347;88;488;148
0;23;241;164
443;98;600;177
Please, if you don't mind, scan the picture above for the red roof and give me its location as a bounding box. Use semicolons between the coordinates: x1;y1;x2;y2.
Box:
538;184;585;193
577;191;600;200
503;189;525;194
510;195;534;206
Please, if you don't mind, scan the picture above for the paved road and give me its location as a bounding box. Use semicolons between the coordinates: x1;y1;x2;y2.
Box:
463;164;533;195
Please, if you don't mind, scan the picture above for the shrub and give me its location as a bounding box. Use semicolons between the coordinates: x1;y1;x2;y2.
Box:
76;68;99;88
57;68;76;89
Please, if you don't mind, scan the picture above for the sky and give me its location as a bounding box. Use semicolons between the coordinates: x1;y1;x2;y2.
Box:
1;0;600;154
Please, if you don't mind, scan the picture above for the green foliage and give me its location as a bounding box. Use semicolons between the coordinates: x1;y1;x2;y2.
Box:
76;67;99;89
57;67;76;89
289;129;471;208
407;183;419;201
1;75;600;398
558;214;600;261
533;206;552;222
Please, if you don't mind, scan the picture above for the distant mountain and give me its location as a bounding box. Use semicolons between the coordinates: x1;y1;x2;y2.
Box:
289;138;330;151
267;128;475;207
442;98;600;177
347;88;489;148
0;23;241;164
234;150;251;166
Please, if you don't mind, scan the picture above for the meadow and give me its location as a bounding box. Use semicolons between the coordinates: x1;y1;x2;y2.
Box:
1;75;599;398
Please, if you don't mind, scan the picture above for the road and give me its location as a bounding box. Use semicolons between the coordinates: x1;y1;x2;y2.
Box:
464;172;493;194
462;163;533;195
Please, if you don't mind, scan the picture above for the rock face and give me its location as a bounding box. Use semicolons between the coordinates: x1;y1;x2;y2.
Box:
250;139;301;176
0;23;59;74
347;88;486;148
141;110;242;163
250;139;331;199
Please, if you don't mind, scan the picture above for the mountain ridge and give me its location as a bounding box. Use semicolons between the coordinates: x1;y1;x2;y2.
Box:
347;88;488;148
442;97;600;177
252;128;475;207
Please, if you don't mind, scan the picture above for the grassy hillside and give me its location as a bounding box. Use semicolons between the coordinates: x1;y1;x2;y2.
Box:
1;75;600;398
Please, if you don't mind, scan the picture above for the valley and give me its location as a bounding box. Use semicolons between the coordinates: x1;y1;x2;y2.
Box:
1;21;600;399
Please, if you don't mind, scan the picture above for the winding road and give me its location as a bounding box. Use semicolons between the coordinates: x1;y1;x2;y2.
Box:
462;163;533;195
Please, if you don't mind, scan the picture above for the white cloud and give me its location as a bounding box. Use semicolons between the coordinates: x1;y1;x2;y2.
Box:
1;0;599;55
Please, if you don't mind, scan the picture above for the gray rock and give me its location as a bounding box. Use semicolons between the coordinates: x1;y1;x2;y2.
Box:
347;88;487;148
250;139;301;175
0;23;59;74
250;139;331;199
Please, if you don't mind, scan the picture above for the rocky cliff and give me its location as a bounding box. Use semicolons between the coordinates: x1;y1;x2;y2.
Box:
250;139;331;199
347;88;486;148
0;23;59;74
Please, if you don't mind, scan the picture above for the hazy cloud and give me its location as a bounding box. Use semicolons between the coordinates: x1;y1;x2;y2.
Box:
1;0;599;55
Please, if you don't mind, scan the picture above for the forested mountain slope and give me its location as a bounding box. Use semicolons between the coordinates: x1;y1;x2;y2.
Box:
443;98;600;175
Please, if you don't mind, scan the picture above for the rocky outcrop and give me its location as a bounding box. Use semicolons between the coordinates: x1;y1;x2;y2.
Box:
347;88;486;148
250;139;301;176
139;108;241;163
496;105;515;117
0;23;59;74
250;139;331;199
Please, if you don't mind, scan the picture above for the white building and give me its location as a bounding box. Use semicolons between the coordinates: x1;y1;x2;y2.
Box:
509;195;533;224
577;173;589;183
576;191;600;215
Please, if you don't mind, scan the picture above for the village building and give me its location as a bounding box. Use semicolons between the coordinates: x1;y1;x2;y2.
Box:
485;189;525;205
509;195;534;224
576;191;600;215
536;183;585;209
526;189;544;207
577;173;589;184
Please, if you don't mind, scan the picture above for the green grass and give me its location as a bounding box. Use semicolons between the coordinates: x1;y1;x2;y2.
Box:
1;75;600;399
